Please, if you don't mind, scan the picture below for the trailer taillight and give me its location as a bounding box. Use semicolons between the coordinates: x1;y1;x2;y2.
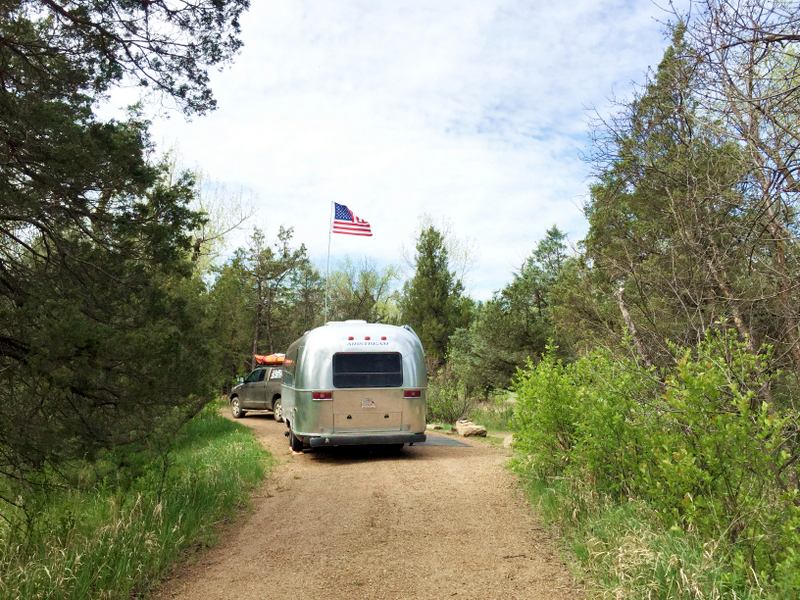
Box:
313;391;333;400
404;390;422;398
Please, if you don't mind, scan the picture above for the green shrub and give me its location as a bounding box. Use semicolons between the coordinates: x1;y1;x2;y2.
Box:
512;345;581;475
427;366;474;424
511;331;800;596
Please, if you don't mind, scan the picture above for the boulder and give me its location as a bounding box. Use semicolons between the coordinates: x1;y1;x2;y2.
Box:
502;434;514;448
456;419;487;437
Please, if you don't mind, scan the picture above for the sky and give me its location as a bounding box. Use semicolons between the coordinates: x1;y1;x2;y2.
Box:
107;0;682;300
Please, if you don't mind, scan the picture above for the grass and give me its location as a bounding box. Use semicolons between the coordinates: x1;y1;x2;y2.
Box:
514;466;771;600
467;393;515;433
0;401;273;600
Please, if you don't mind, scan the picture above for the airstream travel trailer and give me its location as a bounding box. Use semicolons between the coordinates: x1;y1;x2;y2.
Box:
281;321;427;451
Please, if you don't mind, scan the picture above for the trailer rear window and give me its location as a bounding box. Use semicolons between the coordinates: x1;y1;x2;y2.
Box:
332;353;403;388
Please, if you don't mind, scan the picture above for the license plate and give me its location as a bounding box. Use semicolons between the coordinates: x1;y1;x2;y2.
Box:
361;399;376;408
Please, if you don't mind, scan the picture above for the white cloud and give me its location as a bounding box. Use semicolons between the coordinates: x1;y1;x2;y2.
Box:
115;0;681;299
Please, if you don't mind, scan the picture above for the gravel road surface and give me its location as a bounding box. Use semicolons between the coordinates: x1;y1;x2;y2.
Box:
152;413;582;600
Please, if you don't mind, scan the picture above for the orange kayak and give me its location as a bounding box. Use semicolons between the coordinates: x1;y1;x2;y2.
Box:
254;353;285;365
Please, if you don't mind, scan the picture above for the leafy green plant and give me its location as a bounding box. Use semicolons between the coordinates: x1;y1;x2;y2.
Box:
512;344;580;475
511;330;800;597
426;366;474;424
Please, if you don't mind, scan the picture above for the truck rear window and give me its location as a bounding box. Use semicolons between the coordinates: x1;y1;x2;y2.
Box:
332;353;403;388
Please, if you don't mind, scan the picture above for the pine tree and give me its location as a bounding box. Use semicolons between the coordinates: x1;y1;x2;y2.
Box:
401;226;470;365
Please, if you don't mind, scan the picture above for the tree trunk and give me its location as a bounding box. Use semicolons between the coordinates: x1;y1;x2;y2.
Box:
613;287;652;369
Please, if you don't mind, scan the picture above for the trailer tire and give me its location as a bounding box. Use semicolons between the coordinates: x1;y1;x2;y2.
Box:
289;429;303;453
231;396;246;419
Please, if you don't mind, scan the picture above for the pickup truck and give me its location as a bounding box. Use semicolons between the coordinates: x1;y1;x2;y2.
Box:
229;364;284;421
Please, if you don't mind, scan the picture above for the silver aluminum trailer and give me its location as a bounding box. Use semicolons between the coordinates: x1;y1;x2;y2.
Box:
281;321;427;451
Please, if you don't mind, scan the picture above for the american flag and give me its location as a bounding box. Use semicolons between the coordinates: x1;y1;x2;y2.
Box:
332;203;372;236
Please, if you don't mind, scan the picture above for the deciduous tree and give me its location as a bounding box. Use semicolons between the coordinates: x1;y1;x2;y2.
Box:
327;257;400;324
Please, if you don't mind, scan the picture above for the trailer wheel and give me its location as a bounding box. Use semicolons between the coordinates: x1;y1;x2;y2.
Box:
289;429;303;453
230;396;246;419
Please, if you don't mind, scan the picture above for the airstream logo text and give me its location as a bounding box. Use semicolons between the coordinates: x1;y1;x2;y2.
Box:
345;340;390;347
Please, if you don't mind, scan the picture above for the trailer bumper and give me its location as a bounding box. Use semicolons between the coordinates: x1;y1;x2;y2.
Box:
308;433;426;448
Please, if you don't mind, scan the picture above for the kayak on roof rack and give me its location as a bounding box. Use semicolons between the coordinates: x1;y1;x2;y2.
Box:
254;353;285;365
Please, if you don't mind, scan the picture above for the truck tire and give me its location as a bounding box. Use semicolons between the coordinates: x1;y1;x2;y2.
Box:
230;396;246;419
272;397;283;422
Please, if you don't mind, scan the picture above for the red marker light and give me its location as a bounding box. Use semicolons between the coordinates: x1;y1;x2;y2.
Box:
404;390;422;398
313;391;333;400
365;336;371;340
348;336;354;340
381;336;387;340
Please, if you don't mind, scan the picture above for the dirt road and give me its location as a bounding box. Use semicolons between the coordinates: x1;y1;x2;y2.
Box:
153;414;582;600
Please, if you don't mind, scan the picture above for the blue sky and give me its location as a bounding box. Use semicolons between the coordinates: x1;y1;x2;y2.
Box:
110;0;682;300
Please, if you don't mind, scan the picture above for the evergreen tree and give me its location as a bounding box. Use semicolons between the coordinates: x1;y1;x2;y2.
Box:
583;26;756;367
207;254;255;389
401;226;471;365
0;1;248;492
450;227;570;394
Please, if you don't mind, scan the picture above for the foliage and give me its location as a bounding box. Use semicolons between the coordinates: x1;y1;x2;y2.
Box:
0;403;271;600
426;365;474;425
510;9;800;597
512;345;583;475
584;17;800;376
0;157;217;499
450;226;571;395
245;226;310;360
207;255;256;390
467;393;515;432
326;257;400;323
206;227;322;383
511;330;800;595
401;225;472;366
0;0;249;502
3;0;248;115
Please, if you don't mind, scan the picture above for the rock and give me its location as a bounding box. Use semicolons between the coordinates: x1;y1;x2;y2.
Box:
456;420;487;437
502;434;514;448
426;424;444;430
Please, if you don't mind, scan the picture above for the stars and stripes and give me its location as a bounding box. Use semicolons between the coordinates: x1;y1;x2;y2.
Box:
332;202;372;236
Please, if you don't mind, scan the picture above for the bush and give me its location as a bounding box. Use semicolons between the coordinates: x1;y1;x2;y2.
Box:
427;365;474;424
512;345;582;475
511;331;800;596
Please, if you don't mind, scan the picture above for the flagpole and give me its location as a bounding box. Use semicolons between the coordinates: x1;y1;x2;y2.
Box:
324;201;333;323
